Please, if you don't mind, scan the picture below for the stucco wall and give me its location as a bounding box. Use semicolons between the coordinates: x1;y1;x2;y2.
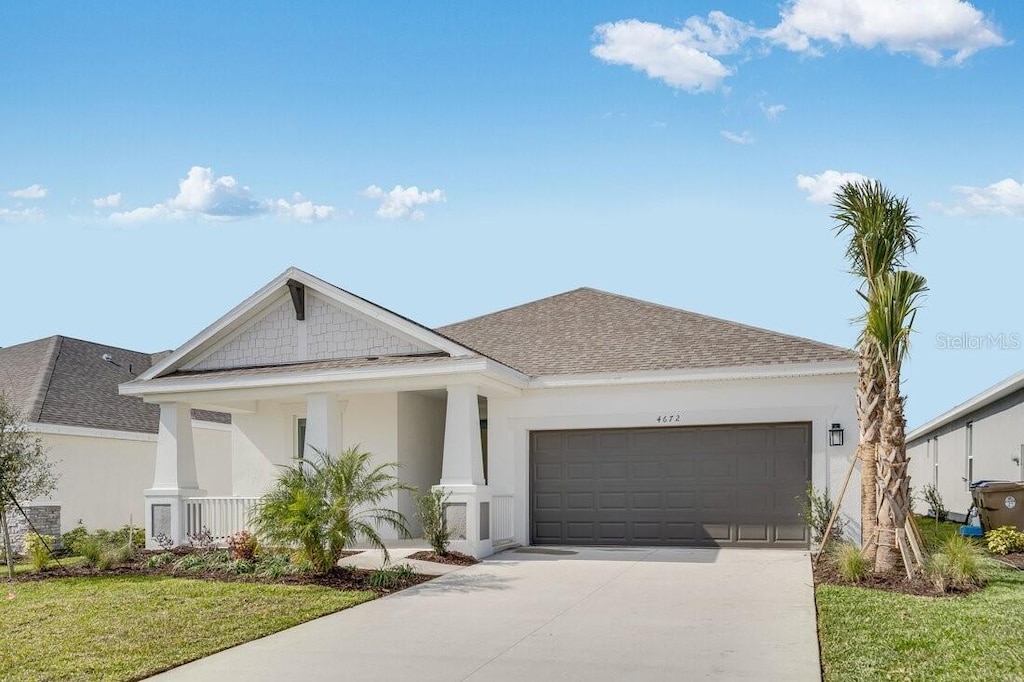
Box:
230;393;407;538
29;422;231;533
397;392;445;536
908;390;1024;519
486;373;859;547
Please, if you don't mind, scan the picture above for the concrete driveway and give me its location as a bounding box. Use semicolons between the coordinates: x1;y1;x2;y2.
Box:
148;547;820;681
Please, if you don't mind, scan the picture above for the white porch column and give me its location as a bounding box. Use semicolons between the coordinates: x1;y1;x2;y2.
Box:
304;392;343;460
436;384;492;558
145;403;204;549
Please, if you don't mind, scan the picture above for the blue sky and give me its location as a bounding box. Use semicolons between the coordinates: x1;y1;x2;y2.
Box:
2;1;1022;428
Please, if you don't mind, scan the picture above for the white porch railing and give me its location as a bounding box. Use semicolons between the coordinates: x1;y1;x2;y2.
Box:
491;494;514;547
185;497;258;544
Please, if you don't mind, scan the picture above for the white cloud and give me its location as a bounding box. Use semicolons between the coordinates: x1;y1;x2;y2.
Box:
760;102;787;119
936;178;1024;217
8;184;47;200
362;185;445;221
110;166;335;224
796;170;871;204
591;17;741;92
92;193;122;209
768;0;1006;65
721;130;754;145
274;193;336;223
0;207;42;222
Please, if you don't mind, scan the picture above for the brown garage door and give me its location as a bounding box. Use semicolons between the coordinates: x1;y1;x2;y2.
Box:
530;423;811;547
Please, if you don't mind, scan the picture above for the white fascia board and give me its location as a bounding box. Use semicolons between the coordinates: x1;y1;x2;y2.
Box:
528;360;858;389
133;267;486;384
907;368;1024;442
121;357;529;398
27;422;158;442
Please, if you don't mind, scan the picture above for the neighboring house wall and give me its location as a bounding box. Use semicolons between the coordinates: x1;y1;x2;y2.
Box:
908;388;1024;519
187;292;432;371
27;422;231;533
486;373;859;547
397;392;446;537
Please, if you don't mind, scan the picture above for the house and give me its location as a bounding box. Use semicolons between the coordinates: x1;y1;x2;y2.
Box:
0;336;232;546
120;267;860;557
907;370;1024;521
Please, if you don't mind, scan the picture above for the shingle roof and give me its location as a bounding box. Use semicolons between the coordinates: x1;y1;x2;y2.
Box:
436;288;855;377
0;336;229;434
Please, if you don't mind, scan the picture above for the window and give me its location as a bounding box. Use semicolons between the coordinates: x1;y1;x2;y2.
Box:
296;418;307;469
965;422;974;490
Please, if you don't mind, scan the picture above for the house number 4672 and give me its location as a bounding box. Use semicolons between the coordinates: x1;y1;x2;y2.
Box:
656;414;682;424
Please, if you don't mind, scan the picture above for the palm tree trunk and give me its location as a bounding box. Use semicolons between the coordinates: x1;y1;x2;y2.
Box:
856;346;882;563
874;378;904;573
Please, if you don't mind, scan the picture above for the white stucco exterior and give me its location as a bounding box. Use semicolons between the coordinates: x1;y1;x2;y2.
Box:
486;372;860;547
28;421;231;533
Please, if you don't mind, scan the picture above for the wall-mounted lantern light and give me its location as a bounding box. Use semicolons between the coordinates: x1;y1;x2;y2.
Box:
828;423;845;447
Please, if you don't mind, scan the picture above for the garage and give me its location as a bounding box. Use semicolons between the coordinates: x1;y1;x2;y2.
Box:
530;422;812;548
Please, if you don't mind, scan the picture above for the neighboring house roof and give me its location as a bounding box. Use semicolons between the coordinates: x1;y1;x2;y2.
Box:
437;287;855;377
907;369;1024;444
0;335;228;434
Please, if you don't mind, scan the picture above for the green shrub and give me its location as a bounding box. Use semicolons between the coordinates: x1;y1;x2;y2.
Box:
797;484;844;545
830;542;868;583
985;526;1024;555
255;554;293;579
23;533;54;572
369;564;416;589
173;554;208;572
77;535;104;567
928;534;983;593
61;525;89;555
227;530;258;561
147;552;177;569
227;559;256;574
417;489;452;556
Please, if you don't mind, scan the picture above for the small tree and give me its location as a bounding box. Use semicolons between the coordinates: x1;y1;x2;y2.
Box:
252;446;412;573
417;488;452;556
0;393;58;578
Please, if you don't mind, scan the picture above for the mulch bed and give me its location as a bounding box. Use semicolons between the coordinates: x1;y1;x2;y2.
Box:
406;550;478;566
7;551;431;595
813;560;984;597
994;553;1024;569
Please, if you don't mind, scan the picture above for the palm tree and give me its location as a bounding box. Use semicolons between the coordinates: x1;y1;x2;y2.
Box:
832;180;920;564
862;269;928;573
252;446;412;573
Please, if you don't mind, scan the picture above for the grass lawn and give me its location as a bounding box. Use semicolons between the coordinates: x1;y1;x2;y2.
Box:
1;575;373;682
817;519;1024;681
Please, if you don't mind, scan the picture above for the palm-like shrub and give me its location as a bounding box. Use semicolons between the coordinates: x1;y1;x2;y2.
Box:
417;488;452;556
252;446;412;573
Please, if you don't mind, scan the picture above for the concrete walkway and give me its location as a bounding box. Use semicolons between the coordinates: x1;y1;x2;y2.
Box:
148;547;820;681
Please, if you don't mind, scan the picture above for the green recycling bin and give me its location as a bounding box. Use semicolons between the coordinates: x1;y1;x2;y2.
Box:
971;481;1024;532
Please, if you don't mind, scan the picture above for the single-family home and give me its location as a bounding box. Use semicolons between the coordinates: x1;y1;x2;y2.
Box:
120;267;859;557
907;370;1024;521
0;336;232;547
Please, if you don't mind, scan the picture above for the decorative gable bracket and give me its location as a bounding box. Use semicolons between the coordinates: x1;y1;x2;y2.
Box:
286;279;305;321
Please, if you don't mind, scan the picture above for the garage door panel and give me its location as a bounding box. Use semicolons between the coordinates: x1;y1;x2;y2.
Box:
530;423;811;548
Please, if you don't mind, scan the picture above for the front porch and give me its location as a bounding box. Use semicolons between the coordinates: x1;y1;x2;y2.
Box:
142;382;519;559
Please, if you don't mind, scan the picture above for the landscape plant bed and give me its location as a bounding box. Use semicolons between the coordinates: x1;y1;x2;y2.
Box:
994;552;1024;570
813;560;984;597
407;550;478;566
8;551;432;595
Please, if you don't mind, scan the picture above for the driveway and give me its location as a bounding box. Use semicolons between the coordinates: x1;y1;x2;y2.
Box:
148;547;820;681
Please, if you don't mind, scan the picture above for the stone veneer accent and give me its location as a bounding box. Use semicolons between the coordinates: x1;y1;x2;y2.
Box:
4;505;62;554
189;293;433;371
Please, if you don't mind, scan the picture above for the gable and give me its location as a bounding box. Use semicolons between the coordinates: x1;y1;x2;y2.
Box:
185;291;437;372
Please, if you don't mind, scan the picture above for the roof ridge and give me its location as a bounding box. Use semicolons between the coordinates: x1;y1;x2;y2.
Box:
582;288;853;353
27;335;63;422
437;287;591;330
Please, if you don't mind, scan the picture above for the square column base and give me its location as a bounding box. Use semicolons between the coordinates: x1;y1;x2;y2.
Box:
432;484;493;559
144;488;204;549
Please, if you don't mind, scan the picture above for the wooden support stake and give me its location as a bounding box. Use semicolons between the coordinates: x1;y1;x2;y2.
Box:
814;450;860;566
